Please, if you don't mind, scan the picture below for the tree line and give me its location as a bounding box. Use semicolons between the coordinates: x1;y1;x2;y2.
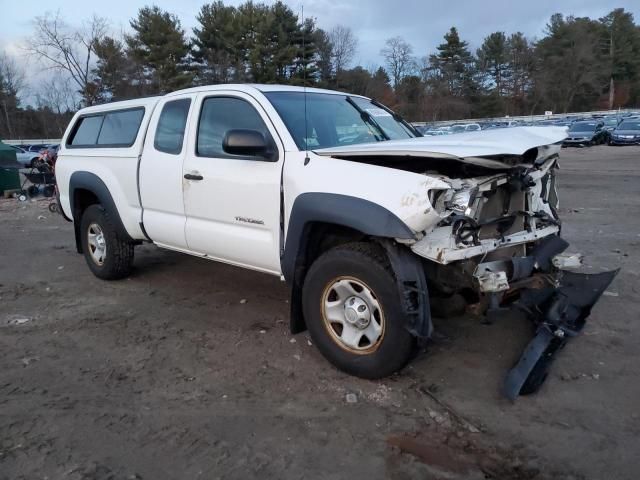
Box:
1;2;639;139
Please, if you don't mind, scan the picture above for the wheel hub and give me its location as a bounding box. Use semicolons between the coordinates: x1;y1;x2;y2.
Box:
343;296;370;329
321;277;385;353
87;223;107;266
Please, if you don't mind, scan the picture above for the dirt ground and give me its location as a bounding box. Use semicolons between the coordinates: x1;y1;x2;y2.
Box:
1;145;639;480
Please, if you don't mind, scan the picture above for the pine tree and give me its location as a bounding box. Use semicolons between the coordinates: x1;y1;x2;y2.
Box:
477;32;509;97
600;9;640;108
534;14;607;112
193;2;241;84
92;37;135;102
429;27;477;97
126;6;194;94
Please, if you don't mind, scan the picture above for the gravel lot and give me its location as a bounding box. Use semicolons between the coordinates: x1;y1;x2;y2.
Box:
1;145;638;480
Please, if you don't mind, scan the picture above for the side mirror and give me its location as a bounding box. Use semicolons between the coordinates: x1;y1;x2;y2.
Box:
222;129;275;160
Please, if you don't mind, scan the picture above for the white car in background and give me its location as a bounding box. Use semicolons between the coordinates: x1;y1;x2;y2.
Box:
450;123;482;133
9;145;40;168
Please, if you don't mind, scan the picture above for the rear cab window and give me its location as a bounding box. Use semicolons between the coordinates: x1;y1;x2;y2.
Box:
71;116;103;146
67;107;145;148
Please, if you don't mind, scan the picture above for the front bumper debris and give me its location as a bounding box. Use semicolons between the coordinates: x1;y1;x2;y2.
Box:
504;269;618;400
469;236;618;400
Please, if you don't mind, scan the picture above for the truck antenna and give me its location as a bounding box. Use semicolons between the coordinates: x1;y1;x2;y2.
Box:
301;4;310;166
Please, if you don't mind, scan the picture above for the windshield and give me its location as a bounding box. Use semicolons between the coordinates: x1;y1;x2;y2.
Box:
617;120;640;130
264;92;416;150
569;122;597;132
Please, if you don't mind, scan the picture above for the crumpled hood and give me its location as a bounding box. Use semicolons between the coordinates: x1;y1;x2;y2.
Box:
314;126;568;168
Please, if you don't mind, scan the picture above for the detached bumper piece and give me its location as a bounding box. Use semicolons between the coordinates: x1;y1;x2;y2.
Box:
472;236;618;400
504;242;619;400
504;269;618;400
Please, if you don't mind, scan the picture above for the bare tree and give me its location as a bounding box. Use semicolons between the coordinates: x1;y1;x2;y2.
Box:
35;74;77;136
0;53;26;138
380;36;415;88
25;12;107;106
330;25;358;83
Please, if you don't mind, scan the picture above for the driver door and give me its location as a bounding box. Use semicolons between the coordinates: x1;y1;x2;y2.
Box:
182;91;284;275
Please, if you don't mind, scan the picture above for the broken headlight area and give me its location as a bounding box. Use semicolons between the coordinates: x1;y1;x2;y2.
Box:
414;158;561;264
431;186;479;217
426;235;618;400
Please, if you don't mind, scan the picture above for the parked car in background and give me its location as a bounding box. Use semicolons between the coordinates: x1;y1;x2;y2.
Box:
450;123;481;133
8;145;41;167
602;116;621;132
25;144;50;153
420;128;450;136
426;129;450;136
563;120;607;147
609;119;640;145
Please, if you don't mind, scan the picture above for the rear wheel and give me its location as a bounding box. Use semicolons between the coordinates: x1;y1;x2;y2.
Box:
302;242;415;379
80;204;134;280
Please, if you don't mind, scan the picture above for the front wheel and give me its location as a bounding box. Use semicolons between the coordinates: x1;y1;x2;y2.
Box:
80;204;134;280
302;242;415;379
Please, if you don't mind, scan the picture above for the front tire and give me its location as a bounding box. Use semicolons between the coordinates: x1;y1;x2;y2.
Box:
302;242;415;379
80;204;134;280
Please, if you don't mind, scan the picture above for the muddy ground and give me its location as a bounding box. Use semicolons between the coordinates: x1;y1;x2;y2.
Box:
1;145;639;480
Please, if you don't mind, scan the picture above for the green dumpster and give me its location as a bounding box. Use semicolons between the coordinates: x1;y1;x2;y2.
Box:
0;140;22;195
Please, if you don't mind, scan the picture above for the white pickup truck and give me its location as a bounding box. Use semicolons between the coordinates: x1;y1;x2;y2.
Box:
56;84;616;399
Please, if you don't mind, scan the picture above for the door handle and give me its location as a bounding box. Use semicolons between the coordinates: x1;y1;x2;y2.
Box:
184;173;203;181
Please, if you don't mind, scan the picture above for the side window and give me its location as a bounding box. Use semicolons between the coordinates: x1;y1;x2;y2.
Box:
68;108;145;148
154;99;191;154
97;109;145;146
69;116;104;146
197;97;271;159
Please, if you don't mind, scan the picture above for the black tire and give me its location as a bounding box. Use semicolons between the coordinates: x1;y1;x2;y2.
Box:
80;204;134;280
43;185;55;197
30;158;39;168
302;242;415;379
27;185;39;196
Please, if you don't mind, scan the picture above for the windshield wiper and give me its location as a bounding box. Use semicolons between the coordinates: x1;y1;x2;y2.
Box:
345;96;389;141
370;99;423;137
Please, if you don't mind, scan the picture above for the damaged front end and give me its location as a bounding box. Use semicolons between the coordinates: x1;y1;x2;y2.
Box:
318;128;617;399
408;155;618;400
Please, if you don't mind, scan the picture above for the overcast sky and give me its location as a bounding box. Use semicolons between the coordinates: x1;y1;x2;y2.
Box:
2;0;639;97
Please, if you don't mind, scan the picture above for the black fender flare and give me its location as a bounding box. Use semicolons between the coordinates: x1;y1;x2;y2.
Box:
282;192;417;335
281;192;415;282
69;171;134;253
